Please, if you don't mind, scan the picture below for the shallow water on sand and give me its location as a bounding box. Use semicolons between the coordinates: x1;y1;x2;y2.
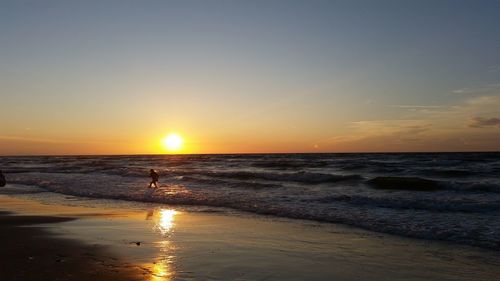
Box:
1;193;500;281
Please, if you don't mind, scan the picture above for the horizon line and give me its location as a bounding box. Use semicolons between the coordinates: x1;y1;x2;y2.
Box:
1;150;499;157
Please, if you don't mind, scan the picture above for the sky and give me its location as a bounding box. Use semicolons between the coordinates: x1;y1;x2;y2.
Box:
1;0;499;155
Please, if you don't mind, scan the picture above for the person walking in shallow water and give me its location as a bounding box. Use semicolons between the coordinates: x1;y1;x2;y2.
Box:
149;169;159;188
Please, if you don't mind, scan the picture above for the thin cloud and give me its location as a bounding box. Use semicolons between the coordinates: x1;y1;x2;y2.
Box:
388;105;450;109
452;88;472;94
386;105;458;115
488;65;500;73
319;96;500;151
0;135;109;145
452;83;500;95
0;135;66;144
468;117;500;128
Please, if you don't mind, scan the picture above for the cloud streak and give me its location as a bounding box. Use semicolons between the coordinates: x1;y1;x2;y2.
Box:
0;135;110;145
318;95;500;151
469;117;500;128
388;105;451;109
452;83;500;95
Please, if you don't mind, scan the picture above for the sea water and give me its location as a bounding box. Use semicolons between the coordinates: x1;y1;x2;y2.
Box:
1;153;499;250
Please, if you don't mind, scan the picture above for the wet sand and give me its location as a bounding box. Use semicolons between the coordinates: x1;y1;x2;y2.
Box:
0;211;145;281
1;193;500;281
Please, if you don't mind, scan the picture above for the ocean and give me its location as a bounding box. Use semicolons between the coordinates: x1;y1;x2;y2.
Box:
1;152;499;250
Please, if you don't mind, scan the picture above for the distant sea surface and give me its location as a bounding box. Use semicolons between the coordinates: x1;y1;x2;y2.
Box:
1;153;499;250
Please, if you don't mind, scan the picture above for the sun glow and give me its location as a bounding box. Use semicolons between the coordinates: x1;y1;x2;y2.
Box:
161;134;183;153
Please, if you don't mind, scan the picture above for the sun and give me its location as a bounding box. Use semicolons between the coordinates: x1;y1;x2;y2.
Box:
161;134;183;152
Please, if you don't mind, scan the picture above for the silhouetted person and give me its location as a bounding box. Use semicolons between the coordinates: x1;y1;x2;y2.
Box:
0;170;6;187
149;169;159;188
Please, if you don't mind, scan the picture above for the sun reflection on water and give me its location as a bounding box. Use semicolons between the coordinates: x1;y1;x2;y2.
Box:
149;208;178;281
151;241;175;281
157;209;177;235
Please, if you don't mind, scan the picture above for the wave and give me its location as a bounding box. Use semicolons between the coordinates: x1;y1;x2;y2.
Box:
6;172;500;251
422;169;476;178
250;160;329;169
0;184;48;195
205;171;364;184
310;194;500;213
366;177;442;191
365;176;500;194
443;181;500;193
2;161;363;185
178;176;283;189
4;166;500;196
94;168;364;185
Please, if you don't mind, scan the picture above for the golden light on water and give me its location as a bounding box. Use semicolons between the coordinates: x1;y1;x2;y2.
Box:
149;208;178;281
151;241;175;281
161;134;183;153
157;209;177;235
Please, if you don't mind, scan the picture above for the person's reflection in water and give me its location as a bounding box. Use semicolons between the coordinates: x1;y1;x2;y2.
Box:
145;209;154;220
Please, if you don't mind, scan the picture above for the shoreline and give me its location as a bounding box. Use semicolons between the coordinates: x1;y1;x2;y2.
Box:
1;194;500;280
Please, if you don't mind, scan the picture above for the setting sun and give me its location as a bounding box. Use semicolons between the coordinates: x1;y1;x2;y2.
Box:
161;134;183;152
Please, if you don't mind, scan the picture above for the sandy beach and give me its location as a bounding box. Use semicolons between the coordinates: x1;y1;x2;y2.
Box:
0;210;145;281
1;190;499;281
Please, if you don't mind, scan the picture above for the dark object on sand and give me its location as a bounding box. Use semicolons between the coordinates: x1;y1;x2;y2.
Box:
367;176;441;191
0;170;5;187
